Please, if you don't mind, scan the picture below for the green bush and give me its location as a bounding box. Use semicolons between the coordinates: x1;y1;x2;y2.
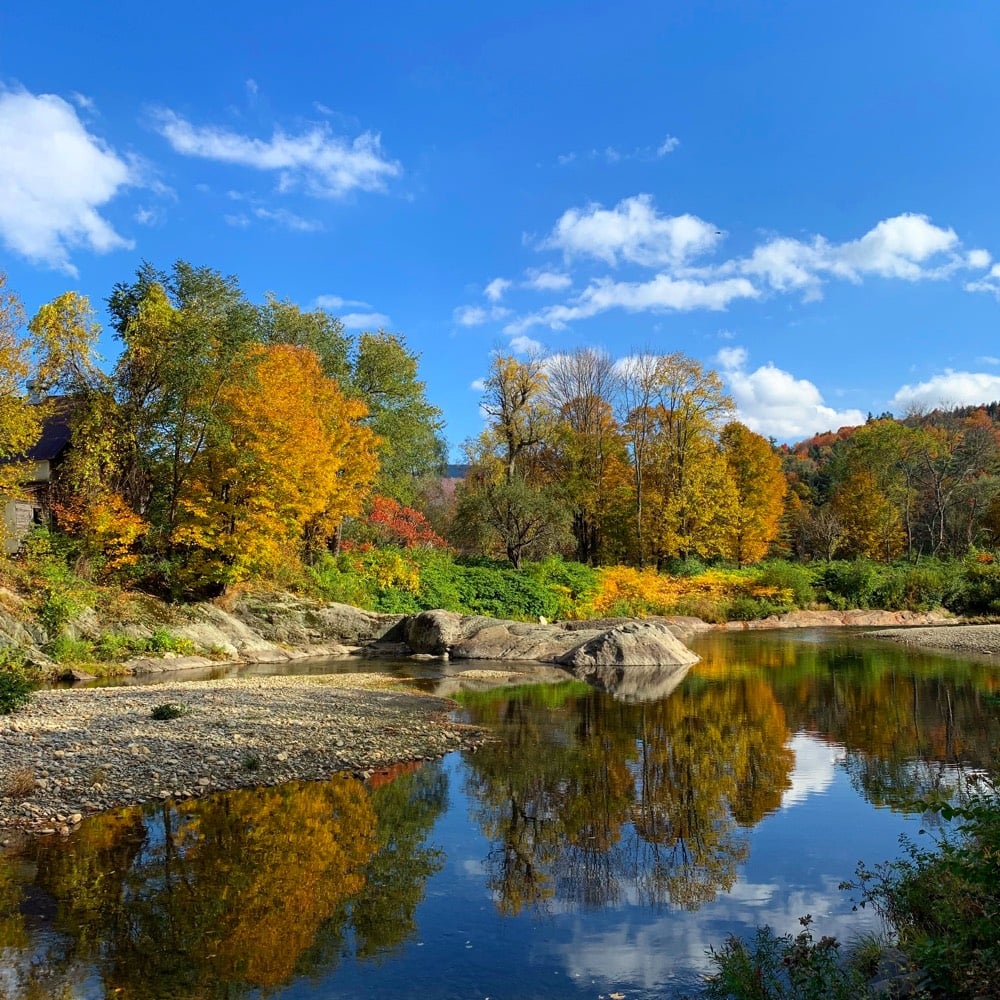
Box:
754;560;818;608
820;560;896;610
0;662;34;715
725;595;786;621
454;564;559;620
147;628;196;655
947;558;1000;615
703;915;868;999
844;786;1000;998
49;635;95;664
522;557;598;618
150;702;189;721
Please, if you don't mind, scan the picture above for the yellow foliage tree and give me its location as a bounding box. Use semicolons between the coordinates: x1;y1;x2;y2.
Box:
173;343;378;586
719;422;787;566
0;274;44;506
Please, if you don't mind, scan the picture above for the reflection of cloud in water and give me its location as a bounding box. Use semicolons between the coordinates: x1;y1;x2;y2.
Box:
551;875;880;992
781;733;845;809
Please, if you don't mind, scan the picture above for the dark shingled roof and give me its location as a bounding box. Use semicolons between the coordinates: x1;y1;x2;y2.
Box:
25;401;73;462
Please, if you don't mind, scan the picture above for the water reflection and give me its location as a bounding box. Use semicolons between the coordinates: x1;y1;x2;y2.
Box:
1;630;998;999
0;765;447;999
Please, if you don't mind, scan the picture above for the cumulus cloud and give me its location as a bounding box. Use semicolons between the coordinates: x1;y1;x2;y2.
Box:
0;88;136;274
153;108;401;197
543;193;723;267
716;347;866;440
737;213;968;301
469;378;486;392
341;311;390;329
890;370;1000;412
462;198;995;336
782;734;844;809
509;334;544;355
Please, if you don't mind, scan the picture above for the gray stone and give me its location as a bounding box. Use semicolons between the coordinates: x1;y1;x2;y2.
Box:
404;610;465;654
557;621;700;669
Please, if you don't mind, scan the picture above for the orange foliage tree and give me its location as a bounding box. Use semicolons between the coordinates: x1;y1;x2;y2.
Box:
172;343;378;587
719;422;787;566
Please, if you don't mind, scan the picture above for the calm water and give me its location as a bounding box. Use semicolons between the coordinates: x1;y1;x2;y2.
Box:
2;629;998;999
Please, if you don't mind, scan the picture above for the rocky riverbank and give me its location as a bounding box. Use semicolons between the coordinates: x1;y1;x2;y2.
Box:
870;622;1000;656
0;673;488;839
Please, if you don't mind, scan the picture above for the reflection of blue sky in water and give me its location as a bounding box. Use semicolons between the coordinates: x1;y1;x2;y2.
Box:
386;738;923;1000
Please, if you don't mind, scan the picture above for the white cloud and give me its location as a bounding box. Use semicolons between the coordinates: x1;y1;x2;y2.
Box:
224;213;251;228
967;248;991;268
250;206;322;231
977;355;1000;366
341;311;390;329
738;214;966;300
507;274;757;333
509;334;543;355
153;108;401;197
890;370;1000;412
524;269;572;292
656;134;680;155
716;347;866;440
544;194;723;267
484;277;511;302
134;207;157;225
315;293;369;310
469;378;486;392
0;88;136;274
453;304;511;327
246;78;258;99
70;91;96;113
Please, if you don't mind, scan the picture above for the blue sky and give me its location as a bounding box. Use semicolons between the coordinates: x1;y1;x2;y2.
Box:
2;1;1000;456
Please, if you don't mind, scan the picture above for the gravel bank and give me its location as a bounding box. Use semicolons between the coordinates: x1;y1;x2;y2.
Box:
0;674;487;838
870;623;1000;656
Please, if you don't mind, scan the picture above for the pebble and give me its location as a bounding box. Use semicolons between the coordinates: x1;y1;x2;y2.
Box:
0;673;487;834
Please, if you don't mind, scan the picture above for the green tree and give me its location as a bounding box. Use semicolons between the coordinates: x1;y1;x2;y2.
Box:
349;331;446;505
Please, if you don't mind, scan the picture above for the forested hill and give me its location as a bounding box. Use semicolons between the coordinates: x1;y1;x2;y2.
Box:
780;403;1000;562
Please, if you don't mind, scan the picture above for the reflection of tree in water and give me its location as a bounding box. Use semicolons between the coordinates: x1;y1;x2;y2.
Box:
695;631;1000;810
0;764;448;999
460;676;793;915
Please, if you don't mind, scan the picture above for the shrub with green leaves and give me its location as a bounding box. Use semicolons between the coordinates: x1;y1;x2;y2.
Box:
843;786;1000;998
150;702;189;721
0;664;33;714
703;915;868;1000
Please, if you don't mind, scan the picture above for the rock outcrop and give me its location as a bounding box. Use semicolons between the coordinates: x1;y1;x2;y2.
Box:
404;609;699;671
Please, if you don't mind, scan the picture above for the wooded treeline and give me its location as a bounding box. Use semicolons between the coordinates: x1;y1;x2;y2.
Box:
4;263;1000;597
0;265;446;594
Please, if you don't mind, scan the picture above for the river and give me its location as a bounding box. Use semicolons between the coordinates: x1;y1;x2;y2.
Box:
1;628;997;998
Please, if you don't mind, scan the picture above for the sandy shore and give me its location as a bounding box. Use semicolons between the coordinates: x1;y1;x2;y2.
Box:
870;623;1000;656
0;673;488;838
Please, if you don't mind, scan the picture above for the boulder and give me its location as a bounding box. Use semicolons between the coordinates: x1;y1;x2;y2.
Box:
231;593;404;650
556;621;701;670
404;610;465;655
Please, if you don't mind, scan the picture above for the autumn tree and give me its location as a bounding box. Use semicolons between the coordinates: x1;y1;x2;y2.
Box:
456;353;570;567
719;422;786;565
108;262;258;538
543;348;630;564
0;274;45;506
172;343;378;589
28;291;145;571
